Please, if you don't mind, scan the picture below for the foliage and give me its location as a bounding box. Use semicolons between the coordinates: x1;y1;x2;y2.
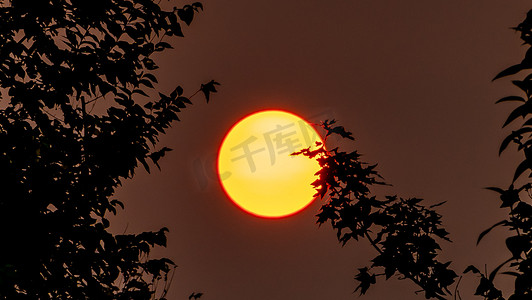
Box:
297;8;532;300
294;120;457;300
0;0;216;299
468;8;532;300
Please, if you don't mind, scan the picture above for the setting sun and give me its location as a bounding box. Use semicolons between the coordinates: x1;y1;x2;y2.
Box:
217;110;322;218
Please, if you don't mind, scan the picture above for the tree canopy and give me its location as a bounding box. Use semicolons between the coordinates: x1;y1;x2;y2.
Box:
0;0;217;299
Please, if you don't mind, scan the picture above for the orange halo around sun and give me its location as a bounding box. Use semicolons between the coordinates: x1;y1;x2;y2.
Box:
217;110;323;219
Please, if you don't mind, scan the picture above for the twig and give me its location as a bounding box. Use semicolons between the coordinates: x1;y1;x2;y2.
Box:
43;109;64;124
454;276;462;300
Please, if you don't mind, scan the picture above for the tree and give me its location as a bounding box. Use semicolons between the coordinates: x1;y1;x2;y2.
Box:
0;0;218;299
296;8;532;300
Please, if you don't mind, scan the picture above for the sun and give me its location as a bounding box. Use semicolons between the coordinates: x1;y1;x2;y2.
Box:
217;110;322;218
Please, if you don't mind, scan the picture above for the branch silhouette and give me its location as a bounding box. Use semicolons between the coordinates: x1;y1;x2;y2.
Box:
294;122;457;299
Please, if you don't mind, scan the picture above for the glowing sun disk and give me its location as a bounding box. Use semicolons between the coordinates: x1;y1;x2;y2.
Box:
217;110;322;218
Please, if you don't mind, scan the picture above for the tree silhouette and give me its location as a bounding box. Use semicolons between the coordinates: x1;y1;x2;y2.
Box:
297;8;532;300
471;8;532;300
0;0;217;299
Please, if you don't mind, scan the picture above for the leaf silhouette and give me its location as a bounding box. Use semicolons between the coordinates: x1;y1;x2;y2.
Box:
189;292;204;299
506;235;531;258
502;103;528;127
495;95;526;104
512;158;530;182
200;80;220;103
485;186;506;194
178;6;195;26
493;63;526;81
477;220;509;245
354;267;376;295
149;147;173;170
488;258;513;281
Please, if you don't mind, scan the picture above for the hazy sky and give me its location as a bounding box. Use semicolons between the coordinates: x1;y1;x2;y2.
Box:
109;1;531;299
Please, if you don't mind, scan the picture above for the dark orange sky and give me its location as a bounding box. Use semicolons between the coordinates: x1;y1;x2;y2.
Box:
110;1;530;299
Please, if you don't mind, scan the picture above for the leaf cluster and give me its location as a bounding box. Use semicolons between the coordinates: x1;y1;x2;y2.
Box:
295;122;457;299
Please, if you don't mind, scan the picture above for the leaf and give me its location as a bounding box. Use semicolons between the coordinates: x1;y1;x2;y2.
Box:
139;157;150;173
488;257;513;281
502;103;527;127
495;95;526;104
200;80;220;103
429;201;447;208
354;267;376;295
149;147;173;170
177;6;194;26
477;220;509;245
500;271;521;277
132;89;149;97
143;73;158;84
506;235;530;258
493;63;526;81
512;159;530;182
189;292;204;299
485;187;506;194
499;132;517;155
331;126;354;140
177;96;192;104
155;41;173;51
111;199;124;210
170;86;183;99
322;120;354;140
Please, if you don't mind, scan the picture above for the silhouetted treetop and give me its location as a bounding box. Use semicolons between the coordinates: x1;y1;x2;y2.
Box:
0;0;217;299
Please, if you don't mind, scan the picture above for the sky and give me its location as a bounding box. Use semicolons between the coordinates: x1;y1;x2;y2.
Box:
109;1;531;299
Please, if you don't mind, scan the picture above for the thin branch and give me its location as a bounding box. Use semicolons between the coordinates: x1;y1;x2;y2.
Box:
43;109;64;124
364;231;383;255
160;265;177;298
188;88;201;99
85;93;105;105
454;276;462;300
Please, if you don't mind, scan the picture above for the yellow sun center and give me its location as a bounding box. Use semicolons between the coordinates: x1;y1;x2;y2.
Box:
217;110;322;218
